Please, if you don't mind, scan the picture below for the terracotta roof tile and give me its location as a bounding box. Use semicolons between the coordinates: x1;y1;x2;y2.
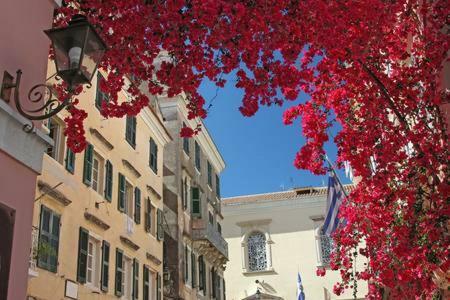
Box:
222;185;354;206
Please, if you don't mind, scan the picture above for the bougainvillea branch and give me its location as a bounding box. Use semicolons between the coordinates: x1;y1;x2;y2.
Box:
56;1;449;298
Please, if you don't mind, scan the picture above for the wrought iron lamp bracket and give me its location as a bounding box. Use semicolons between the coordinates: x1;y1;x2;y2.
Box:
2;69;74;132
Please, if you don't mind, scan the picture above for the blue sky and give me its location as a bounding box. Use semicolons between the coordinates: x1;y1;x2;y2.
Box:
199;74;350;198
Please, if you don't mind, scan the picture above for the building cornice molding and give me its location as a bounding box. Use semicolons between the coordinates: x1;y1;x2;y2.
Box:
176;95;226;173
140;106;172;146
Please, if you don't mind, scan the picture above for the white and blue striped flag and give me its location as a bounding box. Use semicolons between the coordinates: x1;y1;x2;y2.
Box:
323;172;345;235
297;272;305;300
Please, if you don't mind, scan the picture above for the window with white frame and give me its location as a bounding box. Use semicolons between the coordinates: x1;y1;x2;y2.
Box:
86;237;101;288
122;256;133;299
46;117;66;164
247;231;267;271
125;181;134;219
91;151;105;195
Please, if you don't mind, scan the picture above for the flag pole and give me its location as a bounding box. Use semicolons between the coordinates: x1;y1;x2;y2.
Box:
323;154;349;198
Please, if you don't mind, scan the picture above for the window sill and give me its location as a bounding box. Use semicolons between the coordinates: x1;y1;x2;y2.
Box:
242;268;276;276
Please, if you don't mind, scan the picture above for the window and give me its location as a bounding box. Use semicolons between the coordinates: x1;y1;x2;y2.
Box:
149;138;158;173
191;252;197;288
194;141;201;171
247;232;267;271
86;237;101;288
37;206;60;272
95;72;109;110
122;256;133;299
191;187;201;217
46;117;65;164
115;249;124;296
133;259;139;300
217;223;222;235
125;116;137;147
104;160;113;201
144;198;156;236
118;173;134;219
316;226;332;266
91;151;105;194
198;255;206;293
77;228;109;290
143;265;155;300
215;175;220;198
101;241;110;292
65;147;75;173
134;188;141;224
182;177;189;210
184;245;189;284
157;208;164;241
182;123;189;155
125;181;134;219
207;161;212;187
83;143;94;186
208;212;214;225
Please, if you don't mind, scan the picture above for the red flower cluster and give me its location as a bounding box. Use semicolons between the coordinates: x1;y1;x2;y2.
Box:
56;1;449;298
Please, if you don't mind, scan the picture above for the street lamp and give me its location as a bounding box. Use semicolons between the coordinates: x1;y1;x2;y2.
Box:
1;14;106;124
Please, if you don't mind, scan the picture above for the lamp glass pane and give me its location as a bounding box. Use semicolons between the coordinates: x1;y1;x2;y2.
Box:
80;27;106;82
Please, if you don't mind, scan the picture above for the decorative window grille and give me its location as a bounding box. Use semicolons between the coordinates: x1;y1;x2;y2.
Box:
247;232;267;271
319;232;333;266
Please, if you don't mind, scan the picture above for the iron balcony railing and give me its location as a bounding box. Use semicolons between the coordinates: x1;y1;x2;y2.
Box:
192;220;228;258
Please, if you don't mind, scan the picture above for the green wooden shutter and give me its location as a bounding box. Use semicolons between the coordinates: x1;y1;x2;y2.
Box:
183;178;188;210
118;173;126;212
143;265;149;300
149;138;158;173
101;241;110;291
184;246;188;283
38;206;61;273
104;160;113;201
216;174;221;198
191;252;196;288
132;259;139;300
77;227;89;283
115;248;124;296
145;197;152;233
157;272;161;300
126;116;137;147
191;187;201;217
134;187;141;224
157;208;164;241
203;263;207;294
95;72;104;110
83;143;94;185
65;147;75;173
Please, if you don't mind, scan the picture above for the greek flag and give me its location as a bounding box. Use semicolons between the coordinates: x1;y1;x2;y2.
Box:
297;272;305;300
323;172;345;235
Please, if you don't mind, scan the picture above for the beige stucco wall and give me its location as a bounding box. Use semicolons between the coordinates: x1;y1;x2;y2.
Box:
27;62;171;299
222;192;367;300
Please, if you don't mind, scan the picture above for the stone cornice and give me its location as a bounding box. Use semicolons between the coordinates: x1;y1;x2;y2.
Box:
89;128;114;150
176;95;225;173
120;235;140;251
122;159;141;178
146;252;162;265
37;180;71;206
84;212;110;230
146;185;162;200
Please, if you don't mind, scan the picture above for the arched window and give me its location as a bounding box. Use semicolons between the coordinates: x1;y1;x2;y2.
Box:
316;226;333;266
247;232;267;271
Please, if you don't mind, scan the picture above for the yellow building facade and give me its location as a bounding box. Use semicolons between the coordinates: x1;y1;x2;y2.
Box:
27;64;171;300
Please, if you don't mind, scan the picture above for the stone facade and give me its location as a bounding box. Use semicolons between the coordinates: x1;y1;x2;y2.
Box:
26;63;171;299
222;187;368;300
159;94;227;300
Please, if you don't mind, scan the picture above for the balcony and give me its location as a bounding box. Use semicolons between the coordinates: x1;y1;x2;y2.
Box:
192;219;228;259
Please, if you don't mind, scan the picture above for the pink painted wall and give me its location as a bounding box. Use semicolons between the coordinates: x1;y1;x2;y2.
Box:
0;0;54;112
0;150;38;300
0;0;54;299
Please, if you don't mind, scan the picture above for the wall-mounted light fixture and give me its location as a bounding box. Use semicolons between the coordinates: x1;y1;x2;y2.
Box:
1;14;106;124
